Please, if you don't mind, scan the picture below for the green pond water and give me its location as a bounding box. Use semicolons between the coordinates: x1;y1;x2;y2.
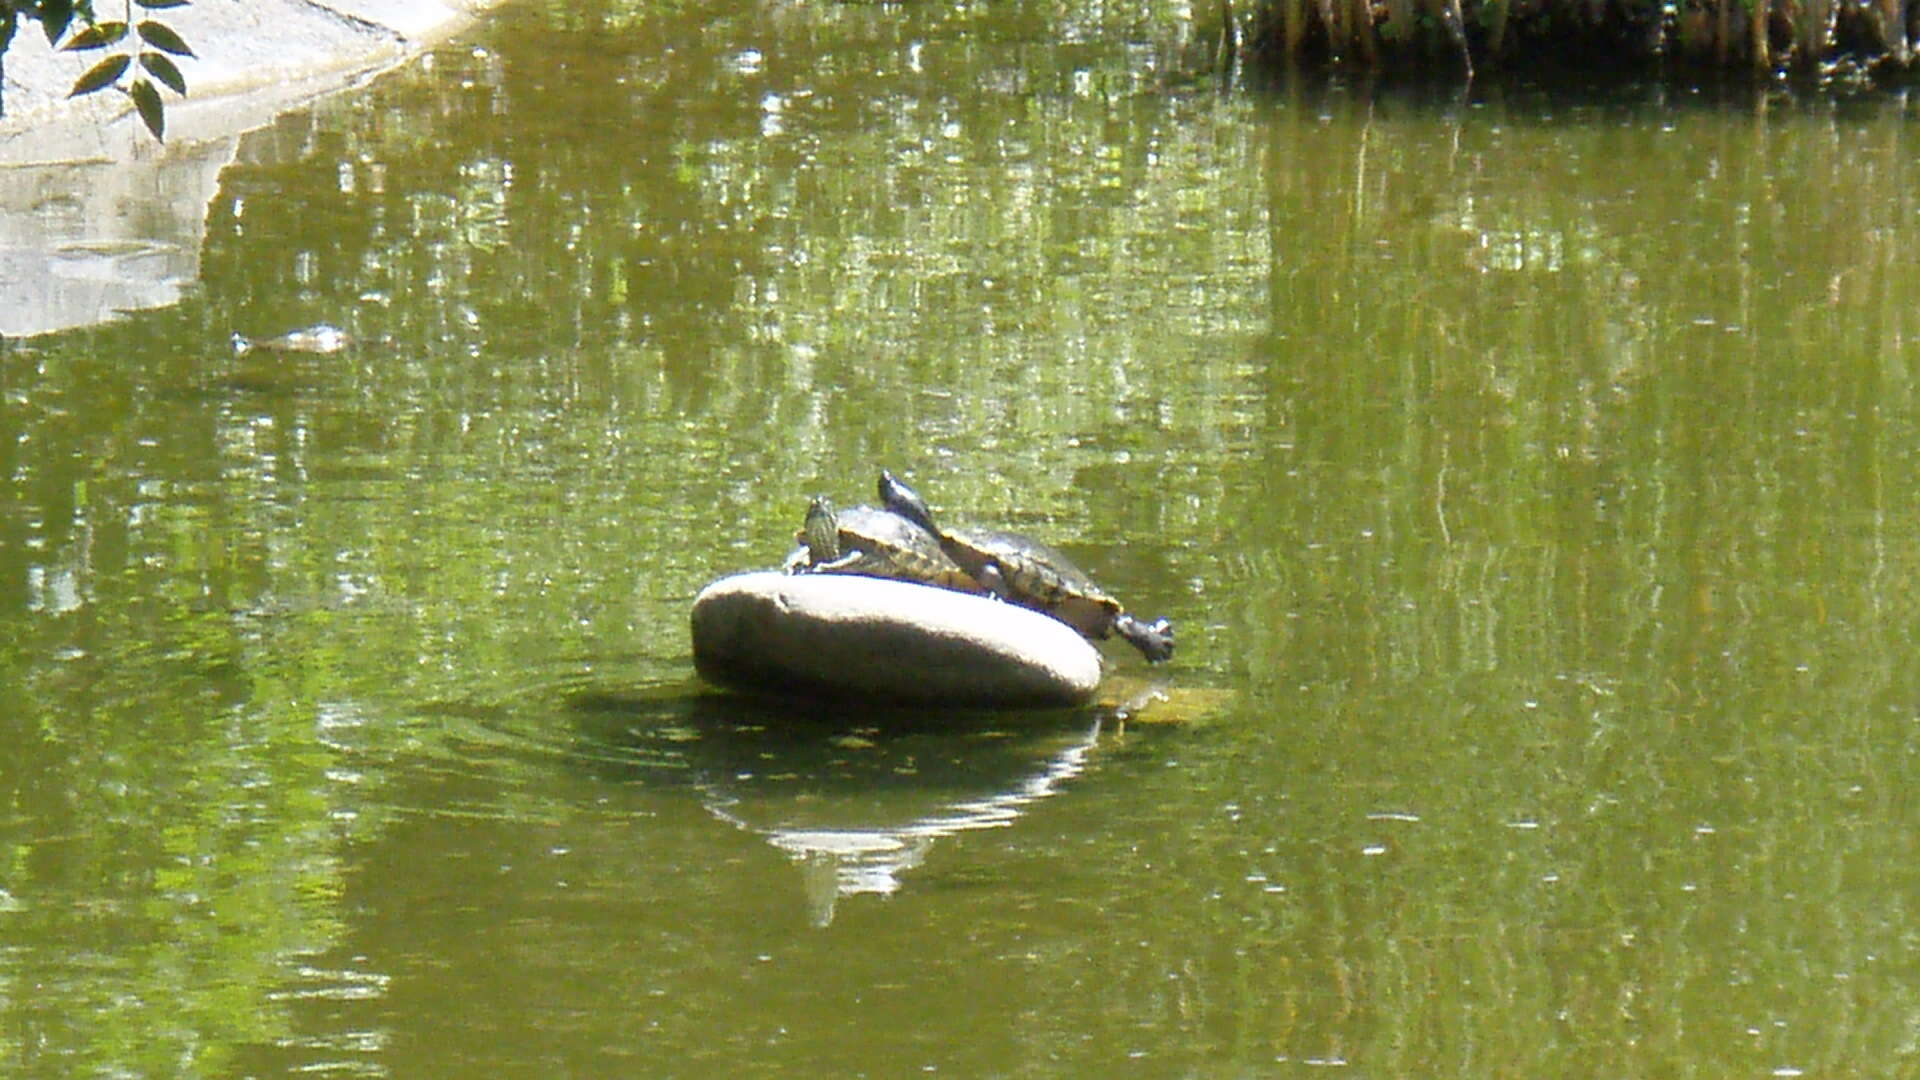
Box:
5;0;1920;1075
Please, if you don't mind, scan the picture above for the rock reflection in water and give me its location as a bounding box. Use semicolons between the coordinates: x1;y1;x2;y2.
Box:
569;687;1103;928
706;718;1102;927
0;148;226;337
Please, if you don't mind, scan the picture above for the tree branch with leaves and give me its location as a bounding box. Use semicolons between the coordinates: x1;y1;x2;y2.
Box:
0;0;194;140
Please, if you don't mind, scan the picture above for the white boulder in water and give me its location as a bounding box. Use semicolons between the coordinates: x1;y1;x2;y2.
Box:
691;571;1101;708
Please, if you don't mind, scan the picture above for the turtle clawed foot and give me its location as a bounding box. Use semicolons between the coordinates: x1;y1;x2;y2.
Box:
978;562;1012;601
1118;614;1175;664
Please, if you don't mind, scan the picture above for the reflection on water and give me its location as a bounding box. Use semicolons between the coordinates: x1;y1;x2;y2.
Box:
0;142;232;337
708;718;1103;925
570;686;1108;926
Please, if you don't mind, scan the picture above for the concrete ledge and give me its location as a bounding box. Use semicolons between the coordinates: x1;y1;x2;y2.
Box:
691;572;1104;709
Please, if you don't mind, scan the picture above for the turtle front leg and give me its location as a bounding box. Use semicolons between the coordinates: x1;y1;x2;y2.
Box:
809;549;897;578
781;544;813;574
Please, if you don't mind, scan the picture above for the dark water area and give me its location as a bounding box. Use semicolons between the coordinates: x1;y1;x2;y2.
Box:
4;0;1919;1075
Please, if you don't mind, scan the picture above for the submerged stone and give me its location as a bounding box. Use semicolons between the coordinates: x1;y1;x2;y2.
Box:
690;571;1102;708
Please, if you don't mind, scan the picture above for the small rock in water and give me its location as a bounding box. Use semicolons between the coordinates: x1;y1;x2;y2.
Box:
231;324;352;357
691;571;1102;708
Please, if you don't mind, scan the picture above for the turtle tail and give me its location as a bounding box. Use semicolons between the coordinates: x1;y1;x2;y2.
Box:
1115;614;1174;663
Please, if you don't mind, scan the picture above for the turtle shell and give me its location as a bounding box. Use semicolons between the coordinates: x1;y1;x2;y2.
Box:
877;470;1173;661
938;525;1121;638
792;497;982;594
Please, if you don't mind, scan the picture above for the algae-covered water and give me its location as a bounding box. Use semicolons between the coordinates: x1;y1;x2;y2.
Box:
4;1;1919;1075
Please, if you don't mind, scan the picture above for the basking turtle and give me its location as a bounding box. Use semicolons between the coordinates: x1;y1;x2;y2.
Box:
783;495;984;594
878;471;1175;663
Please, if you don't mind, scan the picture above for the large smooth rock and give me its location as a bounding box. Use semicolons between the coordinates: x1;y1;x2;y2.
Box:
691;572;1102;708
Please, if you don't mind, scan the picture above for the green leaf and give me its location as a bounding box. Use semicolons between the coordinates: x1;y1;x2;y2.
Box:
136;0;192;7
61;20;127;50
135;19;193;56
68;52;130;97
40;0;75;45
130;77;165;139
140;51;186;95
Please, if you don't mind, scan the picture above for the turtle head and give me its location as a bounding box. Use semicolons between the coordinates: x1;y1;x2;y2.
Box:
878;470;939;533
1116;614;1175;664
802;495;841;564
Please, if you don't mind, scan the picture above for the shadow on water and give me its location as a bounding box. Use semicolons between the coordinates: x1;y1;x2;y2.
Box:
566;682;1110;926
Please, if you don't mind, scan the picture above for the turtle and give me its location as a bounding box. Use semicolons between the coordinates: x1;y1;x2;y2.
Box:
877;471;1175;663
231;323;352;357
782;495;984;594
